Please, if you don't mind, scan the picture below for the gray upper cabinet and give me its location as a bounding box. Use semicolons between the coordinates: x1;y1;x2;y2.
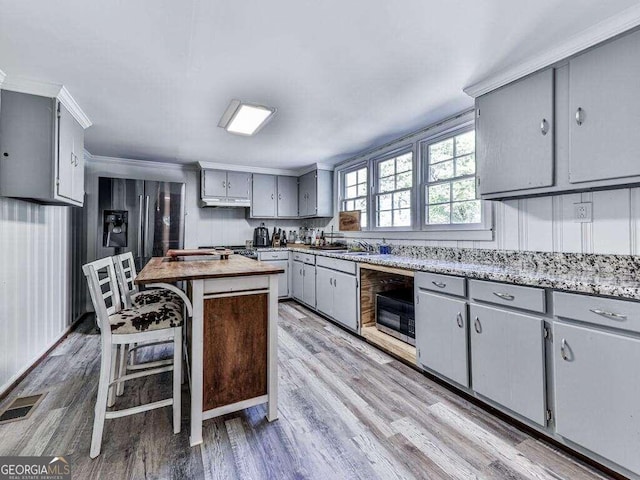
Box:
251;174;298;218
0;90;85;206
201;169;251;205
298;169;333;217
470;304;546;426
416;290;469;387
569;29;640;184
226;171;252;198
202;170;228;198
554;322;640;476
476;68;554;196
251;174;277;217
277;175;298;217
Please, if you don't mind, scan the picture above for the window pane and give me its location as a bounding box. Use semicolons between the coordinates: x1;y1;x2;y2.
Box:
379;176;395;193
360;210;368;228
428;204;450;224
378;210;392;227
346;185;357;199
455;131;475;156
429;160;454;181
378;194;392;211
355;198;367;211
343;200;354;211
396;153;412;173
429;138;454;163
396;171;412;189
345;171;357;187
452;200;481;224
393;190;411;209
394;209;411;227
379;159;395;178
357;168;367;184
455;154;475;177
357;183;367;196
428;183;450;204
452;178;476;201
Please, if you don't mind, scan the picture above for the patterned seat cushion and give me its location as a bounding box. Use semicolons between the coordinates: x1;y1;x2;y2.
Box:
109;302;183;334
131;289;182;309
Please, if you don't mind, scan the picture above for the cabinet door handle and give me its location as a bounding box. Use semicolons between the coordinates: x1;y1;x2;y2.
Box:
222;181;226;188
456;312;464;328
575;107;584;126
71;152;75;164
301;269;304;276
227;182;231;189
334;278;337;287
278;193;282;200
432;281;446;288
493;292;515;301
271;194;274;200
589;308;627;321
474;316;482;334
329;277;332;286
540;118;549;136
560;338;570;361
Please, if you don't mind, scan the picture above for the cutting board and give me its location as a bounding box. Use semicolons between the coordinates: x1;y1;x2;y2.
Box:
166;248;233;260
339;210;361;231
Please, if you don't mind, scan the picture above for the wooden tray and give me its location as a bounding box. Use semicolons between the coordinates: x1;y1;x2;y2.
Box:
166;248;233;260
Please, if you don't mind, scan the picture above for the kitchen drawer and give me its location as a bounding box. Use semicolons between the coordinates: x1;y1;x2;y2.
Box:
258;250;290;261
316;256;357;275
554;291;640;334
292;251;316;265
415;272;466;297
469;280;545;313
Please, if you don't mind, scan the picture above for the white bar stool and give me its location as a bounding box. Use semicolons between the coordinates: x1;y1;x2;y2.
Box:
83;256;184;459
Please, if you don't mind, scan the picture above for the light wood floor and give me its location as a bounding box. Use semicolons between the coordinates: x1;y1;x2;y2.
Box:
0;301;612;480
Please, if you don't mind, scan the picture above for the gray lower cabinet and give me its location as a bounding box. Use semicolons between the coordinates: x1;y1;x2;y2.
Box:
416;290;469;387
0;90;85;206
569;29;640;184
554;322;640;476
292;260;316;307
470;304;546;426
271;259;289;298
476;68;554;195
316;265;357;330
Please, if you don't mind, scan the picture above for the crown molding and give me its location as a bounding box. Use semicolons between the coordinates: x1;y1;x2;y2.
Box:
464;4;640;98
1;76;92;129
88;153;192;172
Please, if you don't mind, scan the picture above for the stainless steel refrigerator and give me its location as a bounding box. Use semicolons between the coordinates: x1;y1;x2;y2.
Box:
97;177;185;270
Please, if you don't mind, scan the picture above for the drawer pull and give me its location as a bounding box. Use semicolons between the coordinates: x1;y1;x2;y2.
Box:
456;312;464;328
589;309;627;321
432;281;446;288
474;316;482;334
493;292;515;301
561;338;570;361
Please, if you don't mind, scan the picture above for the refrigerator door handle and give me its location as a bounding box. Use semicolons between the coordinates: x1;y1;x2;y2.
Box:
137;194;144;259
144;195;150;260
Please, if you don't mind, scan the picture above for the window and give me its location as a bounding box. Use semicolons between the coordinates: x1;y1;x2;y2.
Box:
423;130;480;225
341;166;368;228
374;151;413;228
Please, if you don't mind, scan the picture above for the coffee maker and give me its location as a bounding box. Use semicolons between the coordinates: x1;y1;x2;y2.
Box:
253;222;270;247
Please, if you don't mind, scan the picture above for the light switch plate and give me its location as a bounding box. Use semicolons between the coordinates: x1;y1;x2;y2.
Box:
574;202;592;223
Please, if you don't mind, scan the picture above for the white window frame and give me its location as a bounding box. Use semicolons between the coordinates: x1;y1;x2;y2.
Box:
339;162;370;230
419;126;490;232
371;145;416;231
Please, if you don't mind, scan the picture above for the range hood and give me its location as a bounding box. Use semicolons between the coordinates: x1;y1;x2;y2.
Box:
199;197;251;208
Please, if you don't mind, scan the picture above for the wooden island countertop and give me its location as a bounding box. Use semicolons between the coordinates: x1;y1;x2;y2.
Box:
135;254;284;284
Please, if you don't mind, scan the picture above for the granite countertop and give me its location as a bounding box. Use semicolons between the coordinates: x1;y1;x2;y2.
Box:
257;246;640;300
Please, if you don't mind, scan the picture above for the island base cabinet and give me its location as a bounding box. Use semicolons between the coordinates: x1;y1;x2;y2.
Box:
470;304;546;426
554;323;640;476
202;293;268;411
416;291;468;387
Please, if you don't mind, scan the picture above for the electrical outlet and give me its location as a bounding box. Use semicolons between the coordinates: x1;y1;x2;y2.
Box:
574;202;592;223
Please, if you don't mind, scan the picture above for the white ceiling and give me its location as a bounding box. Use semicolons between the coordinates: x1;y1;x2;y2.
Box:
0;0;638;168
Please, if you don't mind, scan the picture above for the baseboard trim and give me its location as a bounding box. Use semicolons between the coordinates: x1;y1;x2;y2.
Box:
0;312;90;403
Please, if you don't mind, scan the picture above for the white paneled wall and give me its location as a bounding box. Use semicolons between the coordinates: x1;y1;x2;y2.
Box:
336;186;640;255
0;198;75;394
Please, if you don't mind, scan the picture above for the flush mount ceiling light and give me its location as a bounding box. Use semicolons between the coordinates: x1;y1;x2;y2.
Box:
218;99;277;136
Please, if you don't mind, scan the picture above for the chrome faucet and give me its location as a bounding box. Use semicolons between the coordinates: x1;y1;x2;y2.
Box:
357;240;375;252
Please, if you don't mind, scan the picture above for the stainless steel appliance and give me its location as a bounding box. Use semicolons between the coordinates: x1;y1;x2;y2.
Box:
253;223;270;248
97;177;185;270
376;289;415;345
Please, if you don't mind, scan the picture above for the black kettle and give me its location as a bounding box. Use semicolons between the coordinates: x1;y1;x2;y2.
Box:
253;222;270;247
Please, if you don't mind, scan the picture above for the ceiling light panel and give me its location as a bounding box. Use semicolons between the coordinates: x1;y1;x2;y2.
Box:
219;101;276;136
